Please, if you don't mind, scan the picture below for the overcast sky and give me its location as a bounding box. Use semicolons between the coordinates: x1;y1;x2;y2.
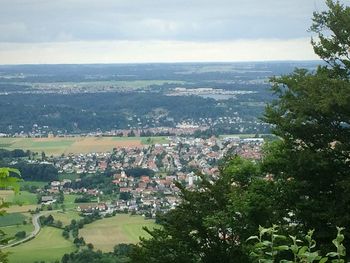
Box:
0;0;330;64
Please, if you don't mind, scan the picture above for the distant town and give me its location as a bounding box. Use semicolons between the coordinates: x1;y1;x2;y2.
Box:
19;135;264;218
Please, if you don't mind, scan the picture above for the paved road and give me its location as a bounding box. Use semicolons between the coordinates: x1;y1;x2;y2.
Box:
1;211;51;249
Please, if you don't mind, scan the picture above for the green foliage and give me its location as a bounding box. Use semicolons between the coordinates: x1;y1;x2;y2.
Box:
247;225;289;263
63;212;102;242
0;149;29;159
74;195;92;203
39;214;54;226
130;156;263;263
73;237;85;248
0;88;268;134
310;0;350;78
119;191;133;201
0;167;21;193
326;227;347;263
15;231;26;239
262;0;350;252
247;226;346;263
0;213;26;227
124;167;155;178
60;243;135;263
131;2;350;262
221;155;259;186
62;246;134;263
7;162;59;182
0;167;21;263
62;230;69;239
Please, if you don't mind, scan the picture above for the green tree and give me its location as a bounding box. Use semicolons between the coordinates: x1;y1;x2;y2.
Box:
14;231;26;239
311;0;350;78
131;1;350;261
262;0;350;252
131;156;266;263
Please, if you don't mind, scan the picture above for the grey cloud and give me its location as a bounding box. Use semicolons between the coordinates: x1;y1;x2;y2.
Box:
0;0;328;43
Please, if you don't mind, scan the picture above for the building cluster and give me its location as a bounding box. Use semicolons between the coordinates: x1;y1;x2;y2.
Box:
53;136;263;175
40;136;264;217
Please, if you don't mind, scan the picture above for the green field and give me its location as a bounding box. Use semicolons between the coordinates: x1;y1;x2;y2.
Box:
0;136;143;156
19;181;48;189
0;190;37;206
140;136;169;145
6;227;76;263
0;135;173;156
63;194;81;210
4;204;38;214
1;224;34;240
219;133;272;139
11;191;38;205
0;137;75;155
58;172;80;181
79;214;157;252
0;213;27;227
48;210;82;226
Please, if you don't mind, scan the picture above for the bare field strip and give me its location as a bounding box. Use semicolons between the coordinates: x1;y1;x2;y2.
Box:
0;136;143;155
4;205;38;213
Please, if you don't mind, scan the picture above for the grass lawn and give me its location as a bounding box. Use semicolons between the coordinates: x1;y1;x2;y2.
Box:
48;210;82;226
12;191;38;205
1;224;34;240
4;205;38;214
0;137;143;155
140;136;170;145
219;133;275;139
0;190;12;201
0;190;37;205
6;227;76;263
79;214;157;252
0;137;75;156
219;134;256;139
63;194;80;210
58;172;80;181
0;213;26;227
0;135;172;156
19;181;48;188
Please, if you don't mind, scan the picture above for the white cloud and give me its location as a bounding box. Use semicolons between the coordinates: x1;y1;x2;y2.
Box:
0;0;328;42
0;38;318;64
0;0;333;63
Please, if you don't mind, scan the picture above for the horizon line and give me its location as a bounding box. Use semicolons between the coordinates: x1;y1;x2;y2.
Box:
0;59;322;66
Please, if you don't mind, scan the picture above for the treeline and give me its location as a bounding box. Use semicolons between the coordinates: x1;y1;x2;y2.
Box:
0;149;58;182
62;243;134;263
0;91;265;134
7;161;58;182
124;167;154;178
39;215;63;228
66;173;117;194
0;149;29;158
62;213;102;241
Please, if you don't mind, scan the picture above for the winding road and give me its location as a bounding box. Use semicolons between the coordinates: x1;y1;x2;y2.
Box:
1;211;51;249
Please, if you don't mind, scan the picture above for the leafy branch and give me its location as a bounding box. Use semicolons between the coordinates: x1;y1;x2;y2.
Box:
247;226;346;263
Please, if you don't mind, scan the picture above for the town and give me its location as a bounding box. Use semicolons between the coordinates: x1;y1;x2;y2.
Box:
30;136;264;218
